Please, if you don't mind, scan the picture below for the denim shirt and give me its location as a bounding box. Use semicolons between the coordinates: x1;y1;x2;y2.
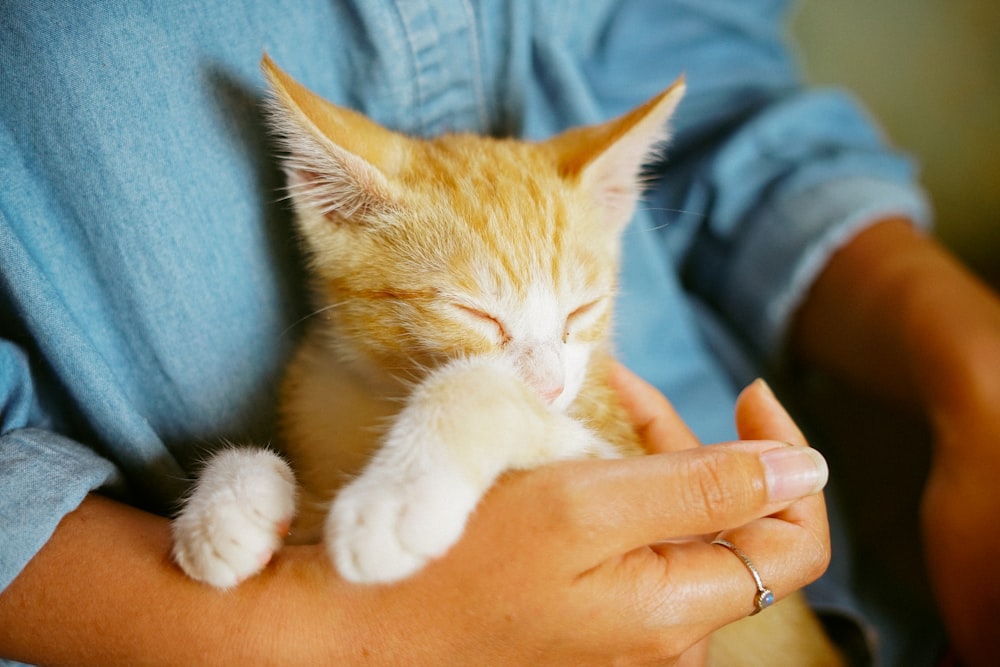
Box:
1;1;929;663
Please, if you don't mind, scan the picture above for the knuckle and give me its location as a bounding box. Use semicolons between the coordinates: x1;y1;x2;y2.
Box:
681;451;766;526
784;517;834;589
803;527;833;581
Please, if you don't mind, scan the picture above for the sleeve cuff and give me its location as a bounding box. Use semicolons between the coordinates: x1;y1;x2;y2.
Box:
722;176;933;359
0;428;120;591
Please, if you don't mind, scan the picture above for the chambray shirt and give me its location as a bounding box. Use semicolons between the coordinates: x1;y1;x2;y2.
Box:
2;1;931;664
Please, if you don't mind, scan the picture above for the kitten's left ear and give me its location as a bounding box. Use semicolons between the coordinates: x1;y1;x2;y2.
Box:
548;78;685;230
261;53;404;222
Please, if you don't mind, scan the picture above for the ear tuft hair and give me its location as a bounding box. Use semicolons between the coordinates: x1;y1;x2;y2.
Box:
261;53;404;222
547;78;685;230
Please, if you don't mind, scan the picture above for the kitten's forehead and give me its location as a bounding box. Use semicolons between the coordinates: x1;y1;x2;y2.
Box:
397;136;615;296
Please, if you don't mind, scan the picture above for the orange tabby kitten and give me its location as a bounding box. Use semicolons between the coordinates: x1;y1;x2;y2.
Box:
172;55;842;666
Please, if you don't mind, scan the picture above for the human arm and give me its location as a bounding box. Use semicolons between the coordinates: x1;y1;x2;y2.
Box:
791;217;1000;666
0;378;830;666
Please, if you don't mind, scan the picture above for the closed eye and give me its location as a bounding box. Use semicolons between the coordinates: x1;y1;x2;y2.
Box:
454;304;510;344
564;298;607;342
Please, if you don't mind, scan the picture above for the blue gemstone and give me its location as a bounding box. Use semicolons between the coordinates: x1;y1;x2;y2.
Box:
757;589;775;609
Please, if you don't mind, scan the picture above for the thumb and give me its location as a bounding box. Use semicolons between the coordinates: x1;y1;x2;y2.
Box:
544;439;829;570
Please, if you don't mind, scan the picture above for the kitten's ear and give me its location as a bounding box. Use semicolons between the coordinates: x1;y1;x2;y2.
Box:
261;53;404;221
548;78;685;230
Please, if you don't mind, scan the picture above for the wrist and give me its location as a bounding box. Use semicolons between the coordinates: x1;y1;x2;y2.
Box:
228;544;365;665
237;544;464;666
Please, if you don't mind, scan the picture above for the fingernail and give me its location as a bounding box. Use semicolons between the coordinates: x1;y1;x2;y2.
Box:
760;446;829;502
752;378;780;404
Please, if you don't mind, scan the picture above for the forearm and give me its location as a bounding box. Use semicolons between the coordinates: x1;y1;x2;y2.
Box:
791;217;1000;419
793;217;1000;665
0;389;836;667
0;494;337;666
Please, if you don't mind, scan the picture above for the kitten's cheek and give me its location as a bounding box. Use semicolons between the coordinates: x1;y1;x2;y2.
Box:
559;344;591;407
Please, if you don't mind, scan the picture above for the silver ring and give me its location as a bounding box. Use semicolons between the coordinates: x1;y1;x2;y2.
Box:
712;538;775;615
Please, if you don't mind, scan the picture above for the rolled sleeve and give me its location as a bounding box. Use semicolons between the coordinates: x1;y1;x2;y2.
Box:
0;342;121;592
723;175;931;358
677;89;932;360
0;428;119;592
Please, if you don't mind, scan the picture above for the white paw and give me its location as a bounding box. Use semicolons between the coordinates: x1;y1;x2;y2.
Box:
326;465;479;584
172;448;297;589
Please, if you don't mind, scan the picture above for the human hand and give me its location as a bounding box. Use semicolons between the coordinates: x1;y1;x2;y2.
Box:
0;368;829;667
275;365;829;666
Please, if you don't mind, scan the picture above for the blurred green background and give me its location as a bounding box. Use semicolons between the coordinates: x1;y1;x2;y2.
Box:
792;0;1000;287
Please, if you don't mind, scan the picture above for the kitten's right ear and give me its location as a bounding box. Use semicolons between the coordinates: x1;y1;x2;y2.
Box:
261;53;404;221
547;78;685;233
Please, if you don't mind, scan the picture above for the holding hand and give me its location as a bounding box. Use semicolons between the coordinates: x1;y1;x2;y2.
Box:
0;367;831;666
355;365;832;665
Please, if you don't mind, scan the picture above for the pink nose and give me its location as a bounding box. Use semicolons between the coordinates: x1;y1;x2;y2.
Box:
539;385;564;404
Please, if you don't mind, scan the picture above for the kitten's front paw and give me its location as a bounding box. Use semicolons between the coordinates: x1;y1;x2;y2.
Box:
172;448;297;589
326;467;479;584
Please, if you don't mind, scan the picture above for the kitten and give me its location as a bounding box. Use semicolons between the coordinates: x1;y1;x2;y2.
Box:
171;55;843;666
173;53;659;586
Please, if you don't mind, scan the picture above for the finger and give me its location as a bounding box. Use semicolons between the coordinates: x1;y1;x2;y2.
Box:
564;508;831;652
735;379;807;446
734;379;829;534
529;440;829;569
608;360;700;453
641;513;831;628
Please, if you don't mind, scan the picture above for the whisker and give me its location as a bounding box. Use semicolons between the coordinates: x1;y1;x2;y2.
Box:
622;206;708;235
643;220;675;233
280;302;346;338
636;205;706;218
